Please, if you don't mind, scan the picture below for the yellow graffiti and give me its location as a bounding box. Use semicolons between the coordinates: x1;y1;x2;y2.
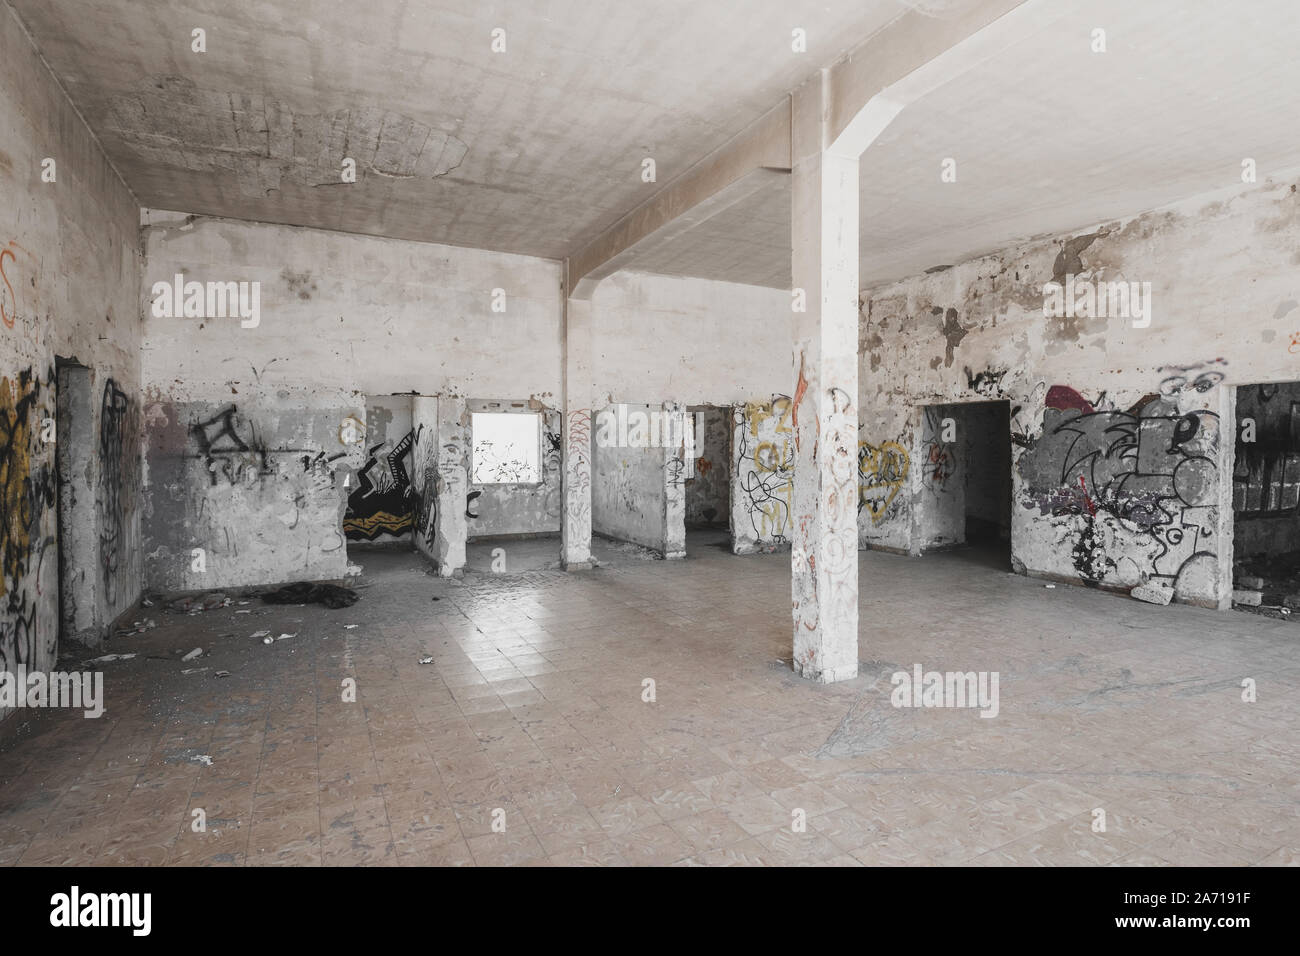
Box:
858;439;909;524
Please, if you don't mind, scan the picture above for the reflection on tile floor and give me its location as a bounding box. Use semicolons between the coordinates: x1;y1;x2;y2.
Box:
1;537;1297;866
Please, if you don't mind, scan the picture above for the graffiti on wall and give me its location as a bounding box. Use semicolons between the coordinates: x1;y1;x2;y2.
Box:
97;379;132;604
1020;384;1220;591
1;368;56;673
921;407;957;494
343;428;416;540
191;405;273;485
857;439;909;524
734;398;793;544
564;409;592;539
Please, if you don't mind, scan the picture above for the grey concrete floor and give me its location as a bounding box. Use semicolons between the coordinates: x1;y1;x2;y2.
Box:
0;541;1295;865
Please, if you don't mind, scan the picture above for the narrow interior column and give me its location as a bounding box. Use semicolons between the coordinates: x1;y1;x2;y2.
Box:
790;80;861;683
561;283;594;569
663;402;687;559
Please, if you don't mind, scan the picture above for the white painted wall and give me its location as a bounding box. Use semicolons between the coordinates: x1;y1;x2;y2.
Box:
591;271;790;406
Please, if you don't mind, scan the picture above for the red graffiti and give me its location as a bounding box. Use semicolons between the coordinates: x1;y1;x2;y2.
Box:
792;353;808;449
1045;384;1094;414
1078;475;1097;516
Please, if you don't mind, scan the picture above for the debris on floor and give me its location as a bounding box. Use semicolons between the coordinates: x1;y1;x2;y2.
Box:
1130;581;1174;606
181;647;203;661
86;653;136;664
418;656;434;665
1232;551;1300;619
262;581;359;608
168;592;231;614
115;618;156;636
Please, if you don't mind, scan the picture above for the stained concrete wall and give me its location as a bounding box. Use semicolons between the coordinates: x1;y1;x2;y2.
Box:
142;387;365;592
685;405;730;527
1;1;142;705
857;175;1300;607
591;404;683;556
731;397;794;553
140;211;562;590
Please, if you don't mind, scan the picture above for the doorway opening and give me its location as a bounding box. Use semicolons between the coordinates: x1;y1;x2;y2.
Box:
916;400;1012;569
685;404;731;554
1231;382;1300;617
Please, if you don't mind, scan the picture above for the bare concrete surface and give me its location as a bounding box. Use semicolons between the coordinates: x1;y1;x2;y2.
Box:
1;545;1295;866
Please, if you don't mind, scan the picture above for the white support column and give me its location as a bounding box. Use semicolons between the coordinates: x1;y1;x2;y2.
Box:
561;268;594;569
663;402;687;559
790;74;861;683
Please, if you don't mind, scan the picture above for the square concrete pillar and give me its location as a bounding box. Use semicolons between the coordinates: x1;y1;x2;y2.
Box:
663;402;687;559
790;83;860;683
561;292;593;569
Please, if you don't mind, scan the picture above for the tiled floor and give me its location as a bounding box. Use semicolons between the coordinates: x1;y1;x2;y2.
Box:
1;536;1297;866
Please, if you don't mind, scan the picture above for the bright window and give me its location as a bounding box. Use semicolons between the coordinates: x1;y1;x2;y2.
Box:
471;412;541;484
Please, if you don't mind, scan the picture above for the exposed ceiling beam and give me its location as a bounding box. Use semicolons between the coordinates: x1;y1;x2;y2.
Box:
566;98;791;298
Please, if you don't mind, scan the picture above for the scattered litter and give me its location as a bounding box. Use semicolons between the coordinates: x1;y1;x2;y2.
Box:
87;653;136;664
116;618;156;636
180;667;208;675
262;636;274;645
345;563;363;576
262;581;359;609
431;597;441;602
418;656;434;665
276;633;295;642
141;598;155;608
234;609;253;614
238;600;250;606
182;647;203;661
612;784;622;797
192;755;213;767
1232;589;1263;607
1043;584;1056;589
251;629;270;638
343;624;359;630
169;593;230;614
214;670;231;678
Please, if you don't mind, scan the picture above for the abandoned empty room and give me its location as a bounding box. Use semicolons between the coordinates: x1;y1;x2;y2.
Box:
2;0;1299;892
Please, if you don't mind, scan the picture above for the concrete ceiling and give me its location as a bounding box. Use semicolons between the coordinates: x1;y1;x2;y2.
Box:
8;0;906;260
630;0;1300;289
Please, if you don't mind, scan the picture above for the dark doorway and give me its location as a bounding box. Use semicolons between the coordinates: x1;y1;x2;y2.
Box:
685;404;731;553
1232;382;1300;617
917;400;1012;569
